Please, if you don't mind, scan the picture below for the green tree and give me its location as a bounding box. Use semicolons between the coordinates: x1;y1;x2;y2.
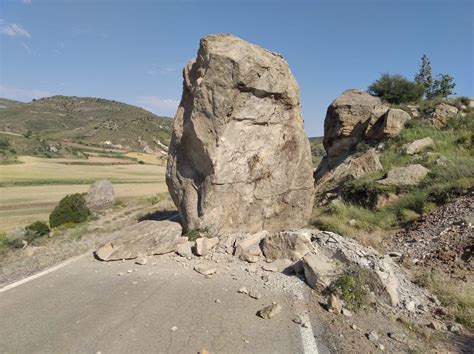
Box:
414;54;433;95
428;74;456;99
368;73;424;104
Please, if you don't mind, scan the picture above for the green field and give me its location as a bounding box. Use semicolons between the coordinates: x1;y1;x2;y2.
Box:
0;155;168;232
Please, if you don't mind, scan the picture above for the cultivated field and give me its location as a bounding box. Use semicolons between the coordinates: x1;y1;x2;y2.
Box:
0;155;168;232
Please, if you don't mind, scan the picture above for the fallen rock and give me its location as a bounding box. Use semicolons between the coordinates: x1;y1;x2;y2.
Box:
341;308;352;317
257;302;282;319
234;231;267;263
367;330;379;342
405;137;435;155
323;89;388;162
314;149;383;198
135;256;148;265
448;323;462;333
176;241;194;258
194;264;217;276
388;332;406;343
94;220;183;261
428;320;447;331
303;252;340;291
367;108;410;139
194;237;219;256
377;164;429;186
85;180;115;210
238;287;248;294
249;291;261;299
327;293;342;314
262;230;313;261
425;103;458;128
166;33;315;235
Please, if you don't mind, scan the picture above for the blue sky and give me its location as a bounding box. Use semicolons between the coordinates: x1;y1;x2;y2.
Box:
1;0;472;136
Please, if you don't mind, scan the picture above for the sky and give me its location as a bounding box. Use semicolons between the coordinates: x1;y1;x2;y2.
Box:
0;0;473;136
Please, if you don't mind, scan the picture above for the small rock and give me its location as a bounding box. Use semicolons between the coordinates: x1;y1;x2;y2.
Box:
367;330;379;342
171;326;178;332
327;293;342;314
261;275;269;282
195;237;219;256
351;324;358;330
388;332;406;343
117;272;124;276
341;308;352;317
176;241;194;258
246;265;257;273
262;263;279;272
257;302;282;319
135;256;148;265
405;300;415;312
428;320;447;331
215;299;221;304
293;315;310;328
449;323;462;333
194;264;217;276
378;344;385;351
127;269;133;273
249;291;261;300
348;219;357;226
238;287;248;294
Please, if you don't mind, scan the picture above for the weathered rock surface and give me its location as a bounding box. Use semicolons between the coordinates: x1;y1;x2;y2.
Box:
367;108;411;140
425;103;458;128
303;252;341;291
314;149;383;197
234;230;268;263
377;164;429;186
85;180;115;210
405;137;435;155
262;230;313;261
194;237;219;256
323;89;388;163
166;34;314;235
257;302;282;319
95;220;182;260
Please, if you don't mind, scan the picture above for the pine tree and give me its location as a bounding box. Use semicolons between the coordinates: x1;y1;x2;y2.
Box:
428;74;456;99
414;54;433;97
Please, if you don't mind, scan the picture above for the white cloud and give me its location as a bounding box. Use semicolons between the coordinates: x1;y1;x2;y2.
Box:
0;84;51;102
21;42;32;55
0;19;31;38
136;96;179;117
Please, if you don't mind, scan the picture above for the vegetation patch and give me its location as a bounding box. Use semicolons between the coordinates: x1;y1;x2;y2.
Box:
49;194;91;228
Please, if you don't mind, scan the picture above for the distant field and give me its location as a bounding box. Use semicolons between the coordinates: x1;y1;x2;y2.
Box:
0;155;168;232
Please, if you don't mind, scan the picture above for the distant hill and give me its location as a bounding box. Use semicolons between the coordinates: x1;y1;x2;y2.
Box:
0;98;25;110
0;95;173;157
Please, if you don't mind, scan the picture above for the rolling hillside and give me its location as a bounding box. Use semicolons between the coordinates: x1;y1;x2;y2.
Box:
0;96;173;158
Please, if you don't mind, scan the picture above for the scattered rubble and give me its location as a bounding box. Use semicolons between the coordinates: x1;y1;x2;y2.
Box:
195;237;219;256
194;264;217;276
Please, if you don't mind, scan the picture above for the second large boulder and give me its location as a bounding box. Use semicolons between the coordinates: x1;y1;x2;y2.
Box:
166;34;314;235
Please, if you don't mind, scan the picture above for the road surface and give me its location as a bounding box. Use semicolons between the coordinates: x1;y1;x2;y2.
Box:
0;253;333;353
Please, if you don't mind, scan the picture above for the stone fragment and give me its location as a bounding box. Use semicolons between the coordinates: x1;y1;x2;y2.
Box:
176;241;194;258
257;302;282;319
341;308;352;317
262;230;313;261
166;34;315;235
327;293;342;314
426;103;458;128
448;323;462;333
194;237;219;256
377;164;429;186
194;264;217;276
85;180;115;210
303;252;340;291
135;256;148;265
234;231;267;263
238;287;248;294
405;137;435;155
367;330;379;342
94;220;183;261
428;320;447;331
249;291;261;300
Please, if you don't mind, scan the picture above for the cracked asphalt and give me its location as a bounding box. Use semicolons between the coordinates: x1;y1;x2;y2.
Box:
0;254;333;353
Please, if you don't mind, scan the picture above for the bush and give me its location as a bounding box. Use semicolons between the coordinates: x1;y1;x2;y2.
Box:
0;137;10;150
49;194;90;228
368;73;424;104
24;221;50;242
340;178;383;209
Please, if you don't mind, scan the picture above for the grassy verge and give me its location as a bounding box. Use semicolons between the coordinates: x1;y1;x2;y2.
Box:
311;113;474;241
0;179;165;187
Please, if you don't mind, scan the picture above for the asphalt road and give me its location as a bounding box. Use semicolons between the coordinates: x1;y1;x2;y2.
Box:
0;253;333;353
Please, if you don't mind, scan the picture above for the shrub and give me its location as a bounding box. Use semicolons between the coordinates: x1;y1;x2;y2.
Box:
368;73;424;104
340;178;384;209
0;137;10;150
24;221;50;242
49;194;90;228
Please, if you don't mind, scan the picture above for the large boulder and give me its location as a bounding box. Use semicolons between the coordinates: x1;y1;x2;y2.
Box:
367;108;411;140
85;180;115;210
405;137;435;155
323;89;388;163
166;34;314;235
425;103;458;128
262;229;313;261
95;220;183;261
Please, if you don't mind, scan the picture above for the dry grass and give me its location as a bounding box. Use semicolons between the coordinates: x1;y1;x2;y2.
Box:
125;152;167;165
